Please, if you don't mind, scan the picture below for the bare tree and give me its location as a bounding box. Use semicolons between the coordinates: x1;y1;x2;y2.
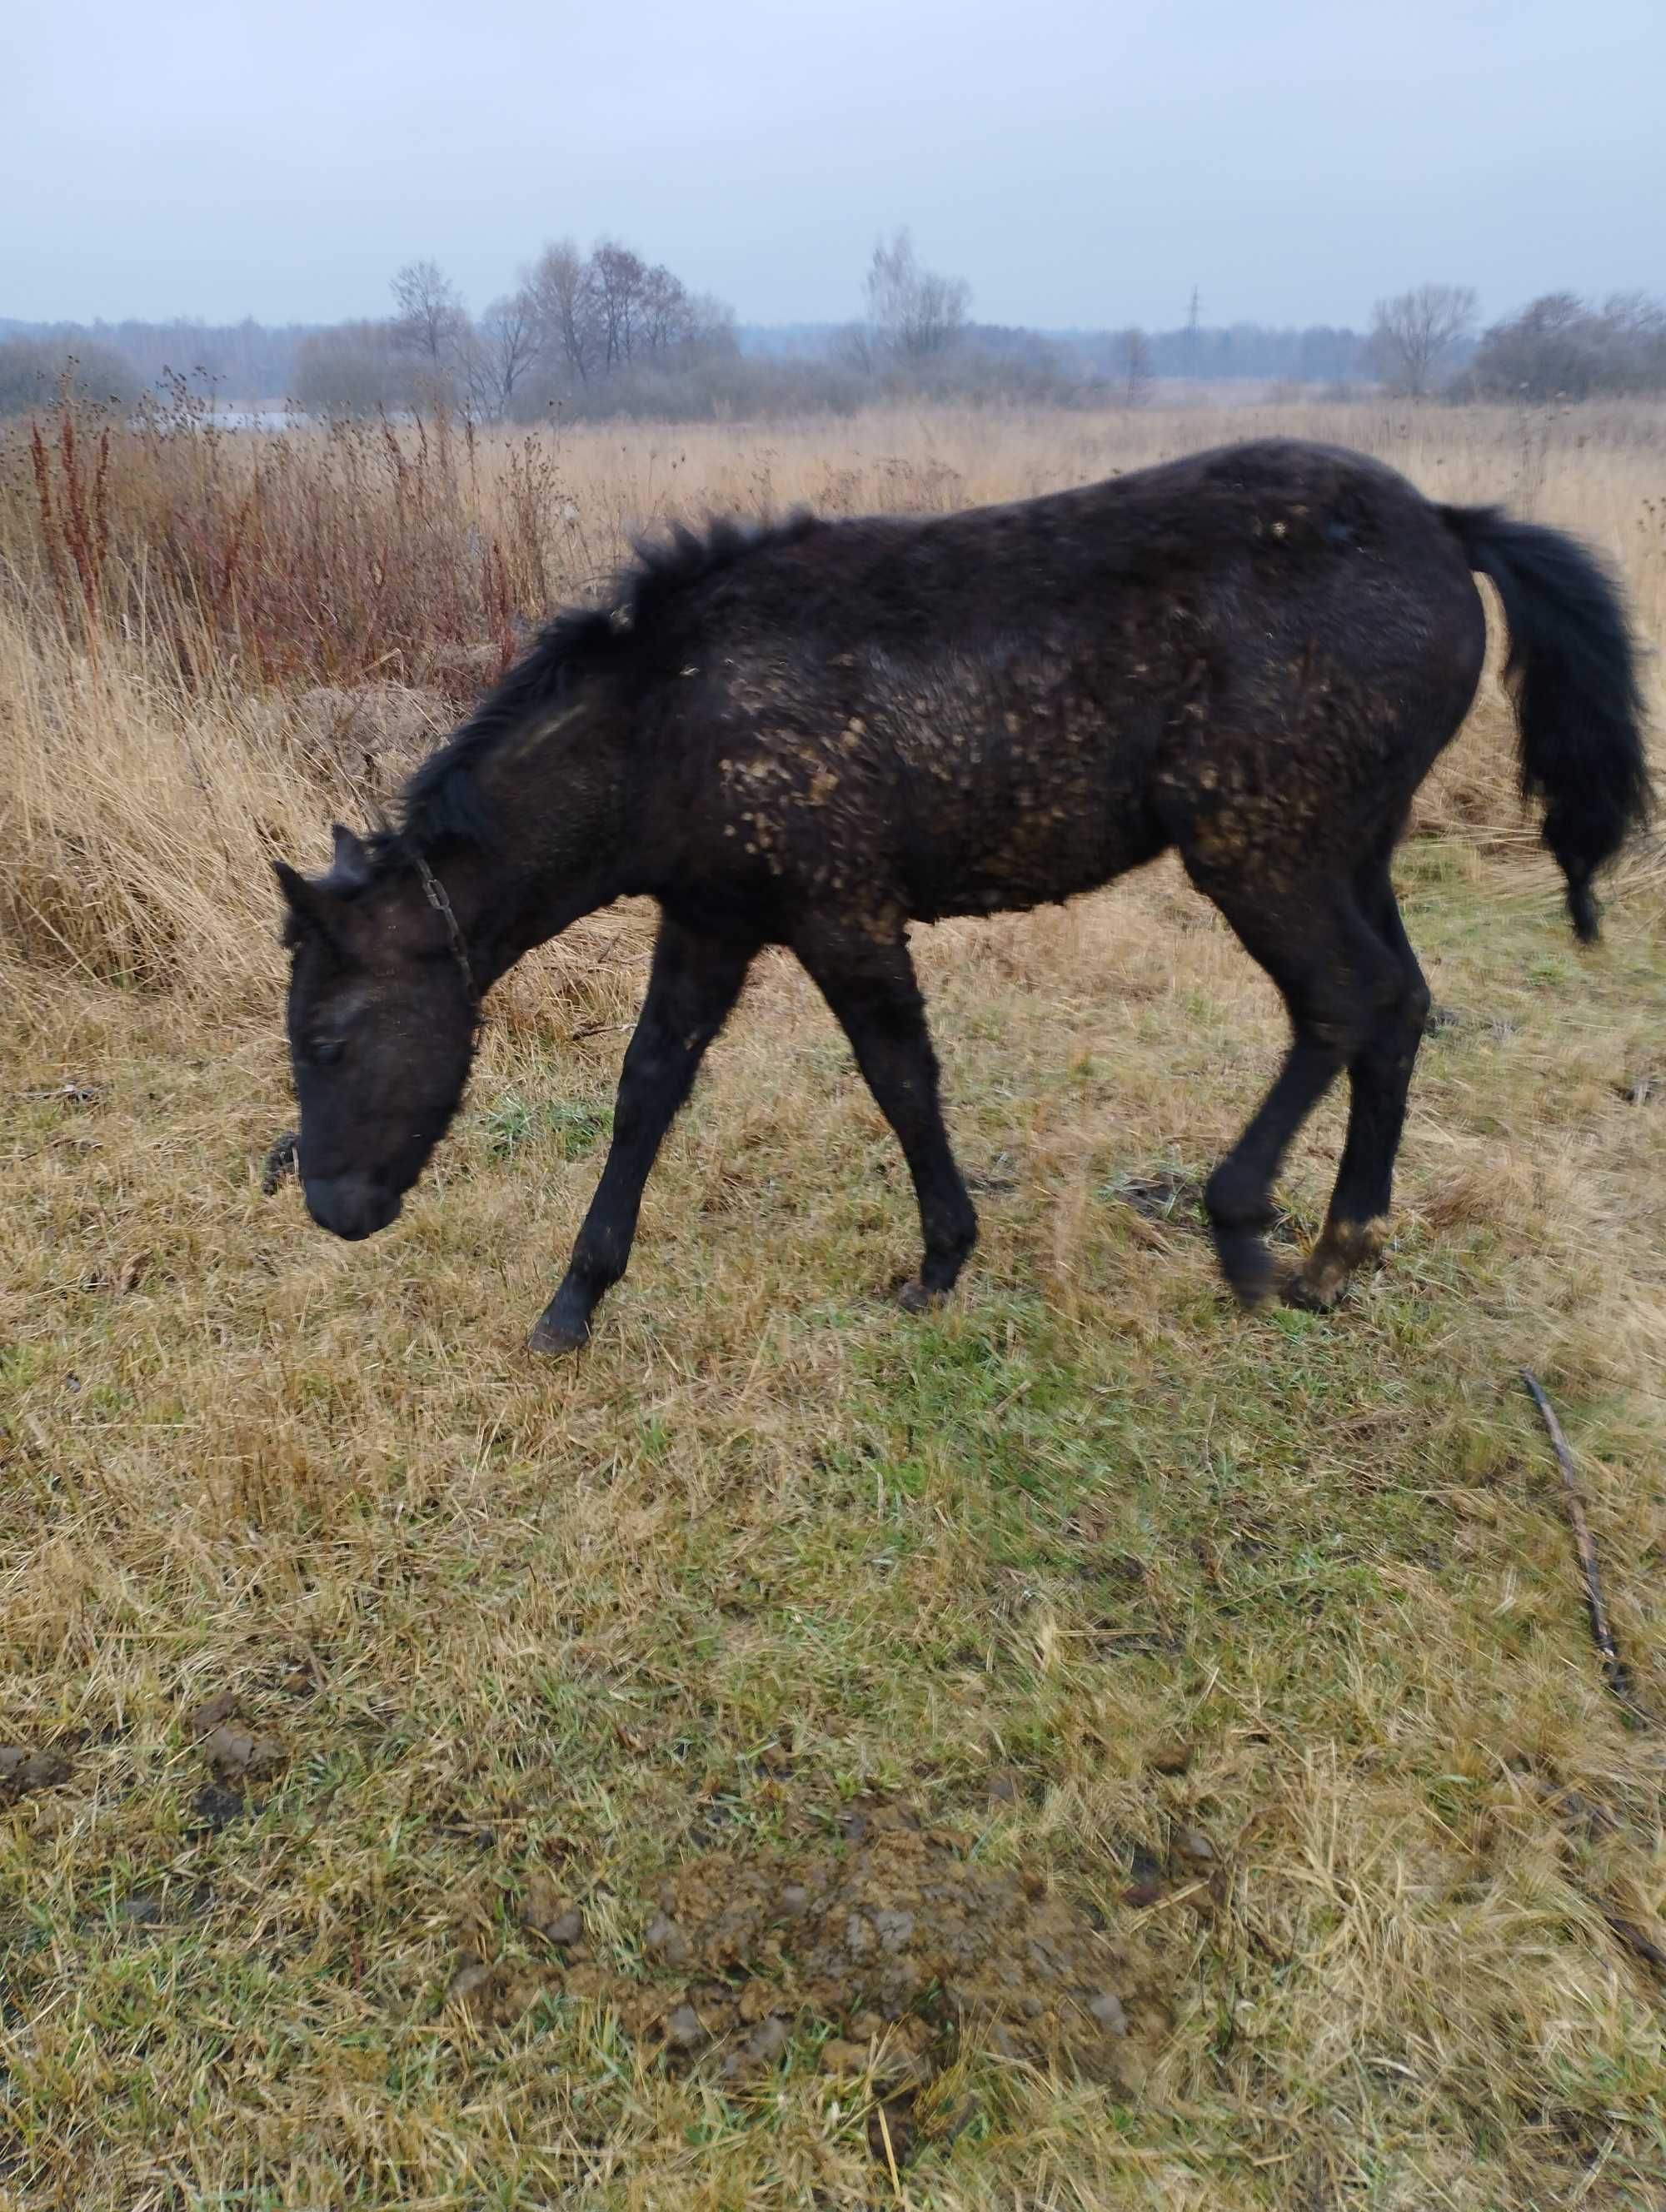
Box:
1369;283;1477;397
591;241;649;368
520;239;734;403
466;290;540;418
863;229;970;363
646;266;690;353
1469;290;1666;401
525;240;601;386
636;262;689;355
391;261;466;362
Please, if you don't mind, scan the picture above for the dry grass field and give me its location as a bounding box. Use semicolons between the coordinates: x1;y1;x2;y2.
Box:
2;399;1665;2210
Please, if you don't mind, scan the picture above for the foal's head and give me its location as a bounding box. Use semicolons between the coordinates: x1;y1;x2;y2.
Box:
277;826;478;1241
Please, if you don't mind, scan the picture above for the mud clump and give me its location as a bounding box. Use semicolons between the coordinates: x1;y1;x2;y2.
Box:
0;1746;72;1798
182;1687;239;1738
201;1724;284;1782
447;1955;548;2028
518;1869;585;1947
563;1801;1170;2095
189;1782;247;1833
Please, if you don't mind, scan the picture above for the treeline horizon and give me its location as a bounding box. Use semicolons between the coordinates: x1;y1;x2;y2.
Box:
5;232;1664;421
0;309;1379;398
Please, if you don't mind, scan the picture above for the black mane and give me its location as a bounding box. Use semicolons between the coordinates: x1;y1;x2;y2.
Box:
397;511;821;855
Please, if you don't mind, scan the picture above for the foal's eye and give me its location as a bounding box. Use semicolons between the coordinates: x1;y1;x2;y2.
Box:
312;1037;347;1066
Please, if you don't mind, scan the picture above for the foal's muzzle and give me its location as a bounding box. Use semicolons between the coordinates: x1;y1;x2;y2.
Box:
303;1174;403;1241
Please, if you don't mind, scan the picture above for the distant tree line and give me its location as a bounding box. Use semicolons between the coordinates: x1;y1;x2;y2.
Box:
302;245;744;421
0;333;146;417
6;249;1666;420
1359;284;1666;401
1465;292;1666;400
0;316;318;411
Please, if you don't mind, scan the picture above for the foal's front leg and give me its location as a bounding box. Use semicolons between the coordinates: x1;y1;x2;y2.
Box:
528;916;757;1353
795;916;978;1309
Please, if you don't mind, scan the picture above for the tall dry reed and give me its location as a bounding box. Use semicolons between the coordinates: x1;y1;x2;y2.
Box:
2;397;1660;1004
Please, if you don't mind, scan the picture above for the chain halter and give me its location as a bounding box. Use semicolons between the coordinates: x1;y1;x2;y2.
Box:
410;843;484;1044
363;797;483;1044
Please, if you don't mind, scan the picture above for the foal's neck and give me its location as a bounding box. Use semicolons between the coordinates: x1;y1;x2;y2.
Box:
436;717;629;987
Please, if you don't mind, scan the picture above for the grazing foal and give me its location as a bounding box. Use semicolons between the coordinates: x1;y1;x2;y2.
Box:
278;439;1650;1349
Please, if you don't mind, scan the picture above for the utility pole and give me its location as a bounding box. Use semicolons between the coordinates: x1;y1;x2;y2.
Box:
1185;286;1201;387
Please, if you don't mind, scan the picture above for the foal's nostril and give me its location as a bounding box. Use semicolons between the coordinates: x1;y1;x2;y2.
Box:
303;1175;401;1242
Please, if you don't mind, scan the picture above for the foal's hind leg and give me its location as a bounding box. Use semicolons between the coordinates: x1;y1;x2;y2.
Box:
529;915;757;1353
1285;864;1430;1310
793;914;978;1309
1188;869;1400;1307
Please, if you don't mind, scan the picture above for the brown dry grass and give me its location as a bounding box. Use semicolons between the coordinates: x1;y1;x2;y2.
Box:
2;401;1665;2210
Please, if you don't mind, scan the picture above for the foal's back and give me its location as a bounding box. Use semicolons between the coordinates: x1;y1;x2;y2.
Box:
630;439;1486;928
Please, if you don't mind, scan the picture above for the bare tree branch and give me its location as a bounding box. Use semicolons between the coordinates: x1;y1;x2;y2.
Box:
1369;283;1476;396
862;229;970;365
1521;1368;1654;1724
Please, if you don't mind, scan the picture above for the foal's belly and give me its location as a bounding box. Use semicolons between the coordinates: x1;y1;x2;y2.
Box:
895;727;1165;919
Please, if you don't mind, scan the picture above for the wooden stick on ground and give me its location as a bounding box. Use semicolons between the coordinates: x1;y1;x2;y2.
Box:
1520;1368;1653;1725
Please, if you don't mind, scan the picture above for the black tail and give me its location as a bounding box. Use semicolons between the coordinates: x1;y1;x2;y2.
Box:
1442;504;1653;940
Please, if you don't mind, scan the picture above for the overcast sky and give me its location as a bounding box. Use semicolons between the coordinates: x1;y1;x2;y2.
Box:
6;0;1663;331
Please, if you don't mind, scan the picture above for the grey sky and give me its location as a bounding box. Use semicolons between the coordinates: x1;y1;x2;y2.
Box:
7;0;1663;331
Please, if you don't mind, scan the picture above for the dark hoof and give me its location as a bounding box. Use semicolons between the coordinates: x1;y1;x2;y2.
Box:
1280;1221;1387;1313
1281;1268;1344;1314
527;1312;590;1356
1211;1229;1279;1312
895;1278;949;1315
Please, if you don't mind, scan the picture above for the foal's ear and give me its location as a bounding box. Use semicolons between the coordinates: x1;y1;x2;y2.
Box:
329;823;373;887
274;858;314;915
276;827;376;943
274;859;339;939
